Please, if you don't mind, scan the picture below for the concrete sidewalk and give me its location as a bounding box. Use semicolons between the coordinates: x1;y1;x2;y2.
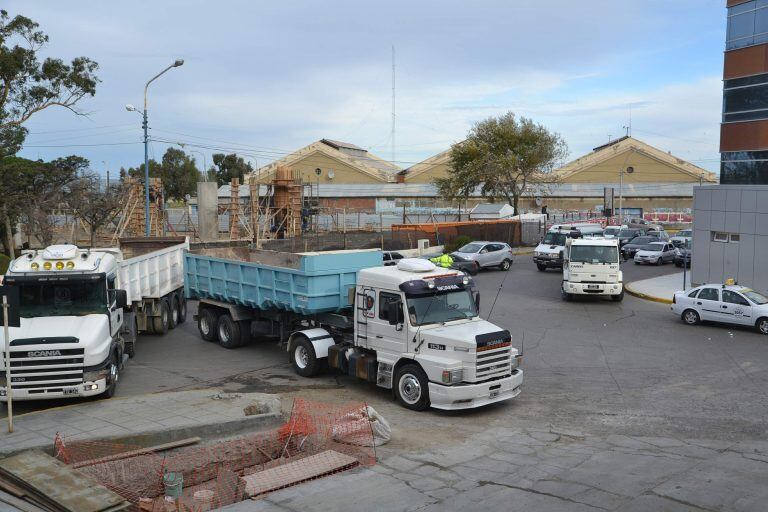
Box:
625;271;691;304
0;389;282;456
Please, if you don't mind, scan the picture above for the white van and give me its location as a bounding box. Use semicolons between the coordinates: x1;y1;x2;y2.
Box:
533;228;581;271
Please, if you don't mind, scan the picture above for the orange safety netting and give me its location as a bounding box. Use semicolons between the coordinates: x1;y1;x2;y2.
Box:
53;399;376;511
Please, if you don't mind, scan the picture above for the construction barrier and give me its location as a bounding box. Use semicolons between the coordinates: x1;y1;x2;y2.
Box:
53;399;376;510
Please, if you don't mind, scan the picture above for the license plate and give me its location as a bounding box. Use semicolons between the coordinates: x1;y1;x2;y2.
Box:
587;284;600;290
489;390;499;399
63;387;79;395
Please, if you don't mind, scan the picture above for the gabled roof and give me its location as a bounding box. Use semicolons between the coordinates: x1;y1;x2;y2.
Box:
402;146;454;180
555;136;717;182
248;139;401;183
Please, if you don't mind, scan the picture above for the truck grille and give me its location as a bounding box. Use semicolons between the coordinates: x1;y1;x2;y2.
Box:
473;331;512;381
7;348;84;390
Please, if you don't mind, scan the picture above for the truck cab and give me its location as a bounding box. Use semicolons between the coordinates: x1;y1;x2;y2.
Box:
1;244;128;401
533;228;580;271
289;258;523;411
561;238;623;302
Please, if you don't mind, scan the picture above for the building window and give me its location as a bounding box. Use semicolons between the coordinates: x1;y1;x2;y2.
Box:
712;232;729;243
721;151;768;184
727;1;768;50
723;73;768;123
730;234;741;243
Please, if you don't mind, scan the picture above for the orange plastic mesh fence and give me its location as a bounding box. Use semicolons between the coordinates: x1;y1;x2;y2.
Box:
53;399;376;510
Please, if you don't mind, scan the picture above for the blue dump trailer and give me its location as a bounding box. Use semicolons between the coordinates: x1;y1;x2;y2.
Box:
185;246;523;411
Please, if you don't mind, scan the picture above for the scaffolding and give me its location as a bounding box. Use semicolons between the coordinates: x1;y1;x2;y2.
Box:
249;165;306;247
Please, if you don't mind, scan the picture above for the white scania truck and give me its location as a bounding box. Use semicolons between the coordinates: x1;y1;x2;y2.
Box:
186;249;523;411
561;238;623;302
0;237;188;401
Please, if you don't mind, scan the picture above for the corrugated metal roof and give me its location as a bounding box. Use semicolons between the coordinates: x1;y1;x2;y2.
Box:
217;182;708;199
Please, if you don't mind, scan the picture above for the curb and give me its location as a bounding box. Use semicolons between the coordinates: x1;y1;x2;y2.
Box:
624;282;673;304
0;411;283;457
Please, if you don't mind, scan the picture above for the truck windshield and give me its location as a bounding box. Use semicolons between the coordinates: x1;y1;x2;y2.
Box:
16;280;107;318
569;246;618;264
542;233;567;245
407;290;477;326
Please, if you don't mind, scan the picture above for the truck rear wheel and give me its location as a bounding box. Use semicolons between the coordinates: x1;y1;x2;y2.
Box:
177;295;187;324
290;337;321;377
198;308;219;341
394;364;430;411
152;299;170;335
169;295;180;330
217;314;243;349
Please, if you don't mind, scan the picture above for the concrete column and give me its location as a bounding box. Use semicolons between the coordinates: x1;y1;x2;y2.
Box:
197;182;219;241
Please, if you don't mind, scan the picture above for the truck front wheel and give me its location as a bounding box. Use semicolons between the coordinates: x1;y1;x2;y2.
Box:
291;337;321;377
198;308;219;342
611;290;624;302
394;364;430;411
103;352;120;399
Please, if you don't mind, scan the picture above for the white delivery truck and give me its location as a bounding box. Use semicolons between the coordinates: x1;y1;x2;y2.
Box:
561;237;623;302
0;237;188;401
186;250;523;411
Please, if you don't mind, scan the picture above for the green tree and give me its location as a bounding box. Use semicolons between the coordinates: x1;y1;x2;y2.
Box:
0;9;99;157
436;112;567;215
68;173;125;246
211;153;253;187
159;148;199;200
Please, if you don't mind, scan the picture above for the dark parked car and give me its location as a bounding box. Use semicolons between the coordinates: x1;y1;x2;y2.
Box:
674;245;692;267
421;252;479;275
382;251;405;266
621;236;658;260
616;228;643;247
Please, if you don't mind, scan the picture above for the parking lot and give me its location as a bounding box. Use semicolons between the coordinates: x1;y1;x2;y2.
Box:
8;258;767;439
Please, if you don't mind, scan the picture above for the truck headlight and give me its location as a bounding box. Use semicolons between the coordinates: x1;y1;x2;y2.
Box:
441;368;463;384
511;354;522;370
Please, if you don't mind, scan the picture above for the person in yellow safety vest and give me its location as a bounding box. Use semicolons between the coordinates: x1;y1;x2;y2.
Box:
430;253;454;268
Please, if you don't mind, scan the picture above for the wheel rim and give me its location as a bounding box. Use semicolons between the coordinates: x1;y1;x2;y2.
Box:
399;373;422;405
172;304;179;323
294;345;309;369
503;261;510;270
162;307;169;326
201;316;210;335
760;320;768;334
684;311;697;324
219;322;230;343
109;359;118;385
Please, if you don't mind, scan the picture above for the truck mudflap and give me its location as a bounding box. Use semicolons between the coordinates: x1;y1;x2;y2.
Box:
428;369;523;410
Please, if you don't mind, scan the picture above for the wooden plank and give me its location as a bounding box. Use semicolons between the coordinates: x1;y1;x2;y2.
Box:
0;450;130;512
242;450;358;497
71;437;201;469
0;489;47;512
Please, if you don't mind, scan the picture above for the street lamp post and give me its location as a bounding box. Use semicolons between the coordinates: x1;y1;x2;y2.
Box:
127;59;184;236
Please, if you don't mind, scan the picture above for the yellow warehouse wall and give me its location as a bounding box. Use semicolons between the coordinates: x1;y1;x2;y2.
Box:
562;152;705;184
253;152;386;184
405;162;451;183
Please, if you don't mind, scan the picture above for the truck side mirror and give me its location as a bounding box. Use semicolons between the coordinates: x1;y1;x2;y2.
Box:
387;300;403;326
115;289;128;309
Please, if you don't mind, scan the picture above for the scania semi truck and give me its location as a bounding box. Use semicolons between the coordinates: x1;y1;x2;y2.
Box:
0;237;188;401
186;249;523;411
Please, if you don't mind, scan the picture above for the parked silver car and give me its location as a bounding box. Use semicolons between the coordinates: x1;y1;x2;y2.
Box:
452;241;514;271
634;242;676;265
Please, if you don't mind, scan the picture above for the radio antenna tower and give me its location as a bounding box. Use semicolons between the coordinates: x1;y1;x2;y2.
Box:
391;45;396;165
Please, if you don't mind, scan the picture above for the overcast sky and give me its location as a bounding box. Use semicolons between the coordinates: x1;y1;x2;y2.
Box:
8;1;726;175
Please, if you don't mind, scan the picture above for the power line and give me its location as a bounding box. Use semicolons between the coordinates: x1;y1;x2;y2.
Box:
22;141;142;148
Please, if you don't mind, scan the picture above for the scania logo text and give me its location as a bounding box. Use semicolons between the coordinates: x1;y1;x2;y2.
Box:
27;350;62;357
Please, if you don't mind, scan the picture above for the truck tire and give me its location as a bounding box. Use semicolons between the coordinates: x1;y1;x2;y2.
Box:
499;259;512;271
103;351;120;399
290;337;322;377
198;308;219;341
561;287;572;302
152;299;170;335
177;295;187;324
394;363;430;411
125;316;138;358
168;294;179;330
536;264;546;272
217;314;243;349
611;290;624;302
